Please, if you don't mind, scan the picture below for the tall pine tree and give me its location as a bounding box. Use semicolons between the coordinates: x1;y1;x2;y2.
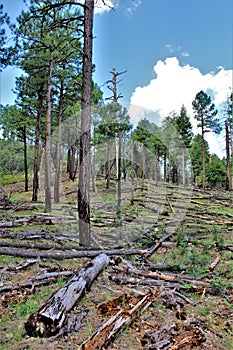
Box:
192;91;221;190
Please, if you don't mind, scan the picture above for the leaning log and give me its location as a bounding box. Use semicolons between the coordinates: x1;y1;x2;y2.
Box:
25;254;110;337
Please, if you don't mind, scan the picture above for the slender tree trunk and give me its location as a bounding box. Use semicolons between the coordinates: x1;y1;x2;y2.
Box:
153;149;158;185
182;147;186;186
106;139;111;189
116;135;121;216
228;112;233;189
91;144;96;193
78;0;94;246
201;121;205;190
226;120;231;190
32;88;43;202
163;154;167;182
22;125;28;192
142;144;146;180
54;80;64;203
44;44;54;213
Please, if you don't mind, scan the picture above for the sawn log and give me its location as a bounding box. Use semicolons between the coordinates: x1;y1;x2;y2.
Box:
24;253;110;337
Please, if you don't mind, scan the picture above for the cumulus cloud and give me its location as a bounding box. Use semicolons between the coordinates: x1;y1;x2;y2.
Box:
129;57;232;157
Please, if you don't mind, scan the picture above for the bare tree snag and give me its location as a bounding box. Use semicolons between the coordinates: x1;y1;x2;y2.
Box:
25;254;110;337
79;289;157;350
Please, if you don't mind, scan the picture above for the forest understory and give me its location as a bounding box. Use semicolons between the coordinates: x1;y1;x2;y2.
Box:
0;176;233;350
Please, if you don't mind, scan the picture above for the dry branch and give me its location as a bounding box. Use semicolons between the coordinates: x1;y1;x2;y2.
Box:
208;256;220;272
25;254;110;337
140;231;174;261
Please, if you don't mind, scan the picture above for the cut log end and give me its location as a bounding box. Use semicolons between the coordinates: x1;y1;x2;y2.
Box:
25;312;62;337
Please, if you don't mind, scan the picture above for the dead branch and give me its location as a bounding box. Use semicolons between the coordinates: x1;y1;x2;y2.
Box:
140;231;174;261
208;256;220;272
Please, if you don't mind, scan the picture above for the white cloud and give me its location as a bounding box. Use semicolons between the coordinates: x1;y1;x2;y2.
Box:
129;57;232;157
181;51;190;57
124;0;142;16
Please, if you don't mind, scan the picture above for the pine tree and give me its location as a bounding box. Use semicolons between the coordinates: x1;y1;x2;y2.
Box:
192;90;221;190
175;105;193;185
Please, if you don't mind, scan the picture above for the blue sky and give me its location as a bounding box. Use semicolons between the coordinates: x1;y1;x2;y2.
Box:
0;0;233;156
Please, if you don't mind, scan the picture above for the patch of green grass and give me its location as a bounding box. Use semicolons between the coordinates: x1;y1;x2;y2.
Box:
0;174;25;186
0;255;22;266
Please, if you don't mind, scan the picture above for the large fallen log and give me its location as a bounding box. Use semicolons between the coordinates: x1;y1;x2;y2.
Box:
24;253;110;337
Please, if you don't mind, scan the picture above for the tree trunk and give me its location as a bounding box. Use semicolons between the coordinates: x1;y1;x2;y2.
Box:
54;79;64;203
25;254;110;337
22;125;29;192
44;44;54;213
182;147;186;186
142;143;146;180
153;149;158;184
106;139;111;189
226;121;231;191
201;123;205;190
116;135;121;216
163;154;167;182
78;0;94;246
32;87;43;202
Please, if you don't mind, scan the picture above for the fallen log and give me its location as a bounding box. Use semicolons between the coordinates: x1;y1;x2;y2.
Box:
112;265;213;289
24;253;110;337
79;289;158;350
0;246;145;259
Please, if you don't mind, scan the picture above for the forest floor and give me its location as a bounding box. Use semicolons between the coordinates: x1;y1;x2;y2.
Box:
0;175;233;349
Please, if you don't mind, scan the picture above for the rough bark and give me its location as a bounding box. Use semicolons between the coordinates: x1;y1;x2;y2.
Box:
25;253;110;337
